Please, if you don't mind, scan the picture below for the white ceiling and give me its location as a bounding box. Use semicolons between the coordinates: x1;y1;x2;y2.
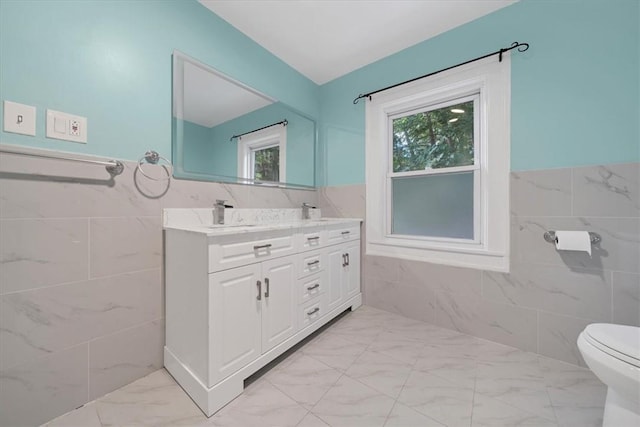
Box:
183;60;273;127
199;0;517;85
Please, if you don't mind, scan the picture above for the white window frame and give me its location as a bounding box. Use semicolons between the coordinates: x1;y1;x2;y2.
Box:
237;124;287;182
388;93;481;243
365;56;510;272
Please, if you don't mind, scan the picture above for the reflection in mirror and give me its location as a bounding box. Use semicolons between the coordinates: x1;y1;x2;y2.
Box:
172;51;316;188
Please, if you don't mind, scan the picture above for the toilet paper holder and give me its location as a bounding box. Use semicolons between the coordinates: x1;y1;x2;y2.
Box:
543;231;601;245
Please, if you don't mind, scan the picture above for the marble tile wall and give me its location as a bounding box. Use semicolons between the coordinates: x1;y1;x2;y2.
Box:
0;149;317;426
317;163;640;367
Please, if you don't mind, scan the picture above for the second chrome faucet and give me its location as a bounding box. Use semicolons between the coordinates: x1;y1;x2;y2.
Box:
214;200;233;224
302;202;316;220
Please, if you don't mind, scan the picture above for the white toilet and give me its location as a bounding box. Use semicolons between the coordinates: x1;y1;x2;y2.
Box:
577;323;640;427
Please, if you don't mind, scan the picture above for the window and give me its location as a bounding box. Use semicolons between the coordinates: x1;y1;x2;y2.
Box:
365;57;510;272
390;96;478;240
252;145;280;181
237;125;286;183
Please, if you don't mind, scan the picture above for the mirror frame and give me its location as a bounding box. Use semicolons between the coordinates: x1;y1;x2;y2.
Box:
171;50;317;190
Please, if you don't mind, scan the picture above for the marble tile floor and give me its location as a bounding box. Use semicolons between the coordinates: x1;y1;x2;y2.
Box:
43;305;607;427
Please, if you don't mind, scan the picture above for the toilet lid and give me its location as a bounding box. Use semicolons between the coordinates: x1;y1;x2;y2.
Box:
585;323;640;365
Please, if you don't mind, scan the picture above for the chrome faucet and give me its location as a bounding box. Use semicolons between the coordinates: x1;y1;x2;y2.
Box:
302;202;316;220
214;199;227;224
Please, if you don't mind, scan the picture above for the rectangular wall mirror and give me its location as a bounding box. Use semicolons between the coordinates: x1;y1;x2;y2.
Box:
172;51;316;189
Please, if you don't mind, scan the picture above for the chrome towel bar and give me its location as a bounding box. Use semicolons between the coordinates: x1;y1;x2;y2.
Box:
0;146;124;176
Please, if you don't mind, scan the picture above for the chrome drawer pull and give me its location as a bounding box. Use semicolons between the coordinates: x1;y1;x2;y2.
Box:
307;260;320;267
256;280;262;301
253;243;272;250
307;307;320;316
341;231;350;235
307;236;320;241
307;283;320;291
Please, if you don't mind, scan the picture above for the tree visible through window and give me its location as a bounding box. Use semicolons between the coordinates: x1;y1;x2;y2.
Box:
253;146;280;182
392;100;474;171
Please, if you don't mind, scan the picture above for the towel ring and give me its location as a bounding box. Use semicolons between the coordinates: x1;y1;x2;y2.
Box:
137;150;171;181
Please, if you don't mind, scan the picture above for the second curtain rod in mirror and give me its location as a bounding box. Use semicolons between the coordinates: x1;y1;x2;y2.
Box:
229;119;288;141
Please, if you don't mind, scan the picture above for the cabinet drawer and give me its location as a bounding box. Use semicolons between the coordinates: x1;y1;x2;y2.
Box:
298;229;325;251
298;294;327;331
298;273;324;305
298;250;325;278
326;224;360;244
209;233;296;272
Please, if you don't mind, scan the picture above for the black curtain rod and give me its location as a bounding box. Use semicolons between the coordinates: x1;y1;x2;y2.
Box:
230;119;288;141
353;41;530;104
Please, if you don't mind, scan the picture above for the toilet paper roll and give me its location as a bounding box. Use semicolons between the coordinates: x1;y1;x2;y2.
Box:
554;231;592;256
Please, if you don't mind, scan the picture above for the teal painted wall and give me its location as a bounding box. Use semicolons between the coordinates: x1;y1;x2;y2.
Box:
207;121;238;179
180;120;214;175
1;0;637;187
0;0;318;162
318;0;640;186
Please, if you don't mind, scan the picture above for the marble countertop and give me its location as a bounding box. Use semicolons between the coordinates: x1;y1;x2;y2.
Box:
164;217;362;237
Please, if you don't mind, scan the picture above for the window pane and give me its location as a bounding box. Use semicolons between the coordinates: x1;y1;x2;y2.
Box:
392;172;474;239
392;100;474;172
253;146;279;181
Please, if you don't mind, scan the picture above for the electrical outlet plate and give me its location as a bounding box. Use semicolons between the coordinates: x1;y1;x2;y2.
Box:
46;109;87;143
3;100;36;136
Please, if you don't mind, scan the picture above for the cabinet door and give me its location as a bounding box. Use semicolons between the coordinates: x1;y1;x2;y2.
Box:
343;242;361;300
261;256;297;352
209;264;262;386
326;246;345;312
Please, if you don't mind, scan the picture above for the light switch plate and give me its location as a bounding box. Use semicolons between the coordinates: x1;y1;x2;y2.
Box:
54;116;66;134
46;109;87;143
3;101;36;136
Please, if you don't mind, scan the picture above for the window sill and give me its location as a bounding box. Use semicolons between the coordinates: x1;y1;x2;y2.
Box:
366;240;509;273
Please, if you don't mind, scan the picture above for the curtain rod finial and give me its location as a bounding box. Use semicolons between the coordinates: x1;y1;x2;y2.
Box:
352;94;373;104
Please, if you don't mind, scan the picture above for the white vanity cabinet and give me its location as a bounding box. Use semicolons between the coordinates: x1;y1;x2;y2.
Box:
163;214;362;417
260;256;298;353
208;264;262;386
343;241;361;300
208;255;297;386
326;241;360;311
